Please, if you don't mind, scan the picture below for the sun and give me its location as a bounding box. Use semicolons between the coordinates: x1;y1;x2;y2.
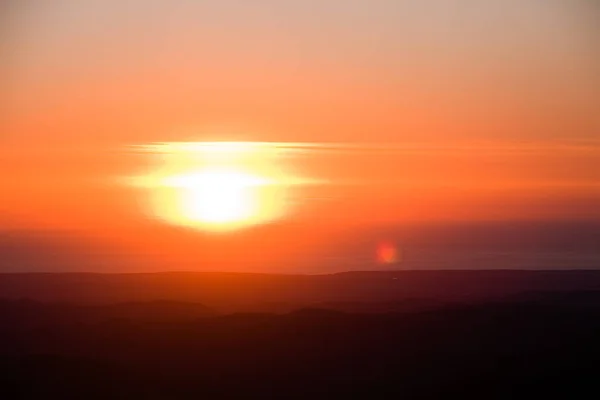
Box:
182;171;257;224
167;169;270;225
127;141;313;231
149;168;283;230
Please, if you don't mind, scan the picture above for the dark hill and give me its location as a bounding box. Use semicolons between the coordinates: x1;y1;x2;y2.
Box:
1;270;600;313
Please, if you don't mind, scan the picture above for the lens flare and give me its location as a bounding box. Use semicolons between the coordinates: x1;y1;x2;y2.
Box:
377;241;399;264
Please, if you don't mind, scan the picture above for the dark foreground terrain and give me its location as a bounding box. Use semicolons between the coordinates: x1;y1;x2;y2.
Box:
1;271;600;399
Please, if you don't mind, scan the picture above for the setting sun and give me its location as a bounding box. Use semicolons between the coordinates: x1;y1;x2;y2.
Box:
159;168;275;229
129;141;308;230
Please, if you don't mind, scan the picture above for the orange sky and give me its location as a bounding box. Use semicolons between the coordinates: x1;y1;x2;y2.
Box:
1;1;599;271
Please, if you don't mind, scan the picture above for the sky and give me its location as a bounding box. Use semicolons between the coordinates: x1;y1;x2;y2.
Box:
1;0;599;272
4;0;598;144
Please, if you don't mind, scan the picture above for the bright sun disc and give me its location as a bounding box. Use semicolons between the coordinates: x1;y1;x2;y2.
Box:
168;170;270;224
128;141;313;231
145;167;286;230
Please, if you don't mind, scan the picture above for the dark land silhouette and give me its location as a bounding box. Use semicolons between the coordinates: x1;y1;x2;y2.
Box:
1;270;600;398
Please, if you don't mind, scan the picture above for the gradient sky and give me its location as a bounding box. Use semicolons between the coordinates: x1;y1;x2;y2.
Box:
4;0;598;144
1;1;599;272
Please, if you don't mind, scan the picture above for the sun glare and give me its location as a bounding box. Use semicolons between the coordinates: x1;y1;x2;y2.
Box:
158;169;277;229
129;141;304;231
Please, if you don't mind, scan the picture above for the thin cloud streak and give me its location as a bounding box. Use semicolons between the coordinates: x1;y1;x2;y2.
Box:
128;139;600;156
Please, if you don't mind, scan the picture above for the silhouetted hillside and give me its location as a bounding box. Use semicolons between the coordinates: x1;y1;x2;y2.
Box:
2;270;600;313
1;295;600;399
0;299;214;327
2;271;600;398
